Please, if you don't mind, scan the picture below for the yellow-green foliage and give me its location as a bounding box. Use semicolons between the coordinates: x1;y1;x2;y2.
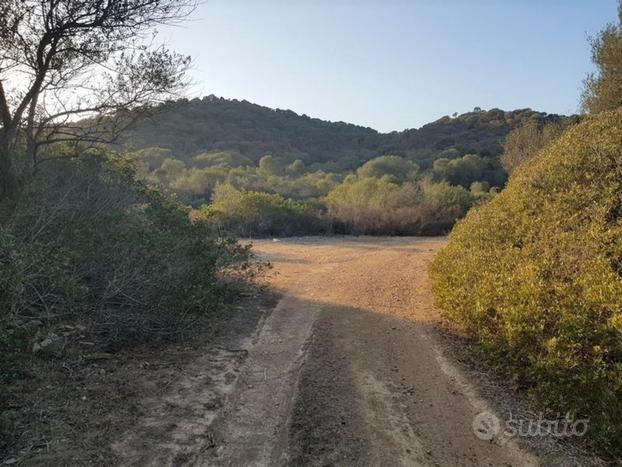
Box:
431;109;622;456
201;184;323;237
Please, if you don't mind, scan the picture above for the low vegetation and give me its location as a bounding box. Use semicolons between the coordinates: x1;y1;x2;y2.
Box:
198;183;326;237
129;147;509;236
0;154;262;446
431;109;622;456
1;153;259;344
186;159;493;236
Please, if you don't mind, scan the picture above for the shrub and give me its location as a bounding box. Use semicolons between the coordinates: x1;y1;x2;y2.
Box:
201;184;326;237
356;155;418;182
0;154;258;349
500;119;571;175
431;109;622;457
324;177;472;235
432;154;506;188
421;180;474;213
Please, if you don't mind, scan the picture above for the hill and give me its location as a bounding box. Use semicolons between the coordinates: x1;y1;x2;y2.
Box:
117;95;561;171
111;96;574;237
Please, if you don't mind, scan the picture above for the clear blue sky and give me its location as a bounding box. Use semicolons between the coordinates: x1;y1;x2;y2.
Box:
162;0;617;132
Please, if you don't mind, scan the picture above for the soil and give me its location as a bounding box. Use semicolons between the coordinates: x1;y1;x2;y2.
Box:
199;236;601;466
1;291;275;466
4;236;603;466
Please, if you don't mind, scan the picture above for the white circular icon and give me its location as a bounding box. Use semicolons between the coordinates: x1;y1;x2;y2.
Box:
472;411;500;441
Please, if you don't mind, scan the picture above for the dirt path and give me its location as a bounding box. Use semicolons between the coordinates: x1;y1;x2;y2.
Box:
198;237;549;466
8;237;592;466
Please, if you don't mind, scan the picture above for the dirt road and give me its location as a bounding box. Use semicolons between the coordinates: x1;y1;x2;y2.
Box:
199;237;544;466
9;237;591;466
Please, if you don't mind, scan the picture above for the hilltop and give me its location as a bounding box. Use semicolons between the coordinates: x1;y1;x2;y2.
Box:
117;95;562;171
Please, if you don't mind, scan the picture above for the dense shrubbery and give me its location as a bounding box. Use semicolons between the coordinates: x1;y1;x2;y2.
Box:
115;100;570;237
500;117;579;175
190;155;491;237
198;184;327;237
324;177;477;235
431;109;622;456
0;154;263;430
132;150;497;236
581;3;622;115
0;154;259;352
431;153;506;188
356;155;419;182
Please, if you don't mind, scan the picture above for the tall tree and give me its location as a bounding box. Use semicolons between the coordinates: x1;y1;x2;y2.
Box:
581;1;622;114
0;0;195;200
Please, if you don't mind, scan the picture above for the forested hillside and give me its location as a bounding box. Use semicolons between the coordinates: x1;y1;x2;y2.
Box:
116;97;573;236
118;96;559;171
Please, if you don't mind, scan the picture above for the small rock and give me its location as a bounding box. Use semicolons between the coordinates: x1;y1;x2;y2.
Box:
32;334;66;357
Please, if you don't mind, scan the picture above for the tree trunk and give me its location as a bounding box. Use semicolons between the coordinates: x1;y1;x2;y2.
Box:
0;141;19;201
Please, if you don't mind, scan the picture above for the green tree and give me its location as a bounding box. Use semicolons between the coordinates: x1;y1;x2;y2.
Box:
421;181;473;212
432;154;492;187
469;181;490;193
258;155;282;176
325;176;400;210
286;159;305;177
356;155;418;182
501;120;567;175
157;159;186;184
205;184;317;236
193;151;252;169
582;1;622;114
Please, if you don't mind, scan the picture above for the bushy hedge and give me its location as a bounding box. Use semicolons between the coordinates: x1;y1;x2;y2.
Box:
199;175;490;237
430;109;622;456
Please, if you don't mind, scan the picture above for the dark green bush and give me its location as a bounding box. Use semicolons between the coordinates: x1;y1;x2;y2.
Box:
0;154;259;348
431;109;622;457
